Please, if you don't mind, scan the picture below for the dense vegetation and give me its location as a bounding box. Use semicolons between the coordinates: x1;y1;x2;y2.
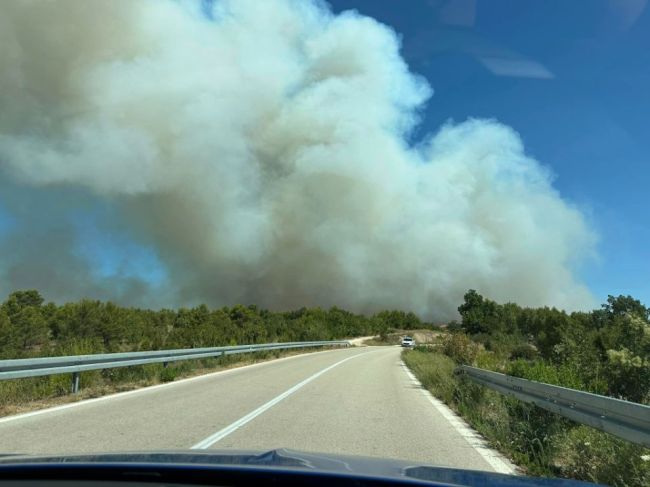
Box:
456;290;650;403
0;289;431;359
404;290;650;486
0;289;427;409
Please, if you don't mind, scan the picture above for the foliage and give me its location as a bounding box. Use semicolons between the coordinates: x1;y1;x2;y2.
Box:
402;290;650;485
507;359;584;390
441;332;480;365
0;290;399;360
404;349;650;486
374;310;421;331
0;289;404;407
457;290;650;404
553;426;650;486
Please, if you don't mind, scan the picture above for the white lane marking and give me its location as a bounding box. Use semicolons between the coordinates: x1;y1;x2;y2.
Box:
0;348;351;425
400;361;518;475
191;353;365;449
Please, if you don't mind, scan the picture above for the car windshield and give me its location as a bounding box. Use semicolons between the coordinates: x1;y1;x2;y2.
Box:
0;1;648;486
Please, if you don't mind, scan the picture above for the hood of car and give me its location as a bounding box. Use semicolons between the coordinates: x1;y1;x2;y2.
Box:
0;448;602;486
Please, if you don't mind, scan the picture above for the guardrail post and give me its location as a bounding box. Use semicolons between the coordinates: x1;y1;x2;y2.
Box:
71;372;80;394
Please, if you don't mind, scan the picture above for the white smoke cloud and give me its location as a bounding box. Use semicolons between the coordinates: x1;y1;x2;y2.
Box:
0;0;597;318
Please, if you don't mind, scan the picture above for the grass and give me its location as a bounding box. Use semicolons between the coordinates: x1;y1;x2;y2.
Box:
403;348;650;487
0;347;333;418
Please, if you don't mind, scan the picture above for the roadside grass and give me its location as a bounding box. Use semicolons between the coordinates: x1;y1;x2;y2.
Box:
402;348;650;487
0;347;332;418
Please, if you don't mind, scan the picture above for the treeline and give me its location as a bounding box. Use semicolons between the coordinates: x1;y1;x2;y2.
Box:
0;289;429;360
455;290;650;403
403;290;649;485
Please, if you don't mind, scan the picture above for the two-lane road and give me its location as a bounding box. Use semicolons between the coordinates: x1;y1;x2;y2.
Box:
0;346;514;473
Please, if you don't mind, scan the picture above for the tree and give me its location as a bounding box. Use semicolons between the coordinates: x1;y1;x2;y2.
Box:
457;290;502;335
10;306;48;350
374;310;421;330
0;309;13;357
3;289;44;317
603;295;648;320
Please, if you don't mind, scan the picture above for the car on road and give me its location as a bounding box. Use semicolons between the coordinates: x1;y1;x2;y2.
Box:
401;336;415;348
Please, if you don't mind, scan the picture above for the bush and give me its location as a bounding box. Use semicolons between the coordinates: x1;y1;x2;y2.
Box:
553;426;650;486
474;349;506;372
404;347;650;486
507;359;584;390
159;366;178;383
509;343;539;360
442;333;480;364
604;347;650;403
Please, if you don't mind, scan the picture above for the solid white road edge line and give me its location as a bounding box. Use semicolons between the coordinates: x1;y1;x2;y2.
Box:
0;347;353;425
400;361;518;476
191;353;365;449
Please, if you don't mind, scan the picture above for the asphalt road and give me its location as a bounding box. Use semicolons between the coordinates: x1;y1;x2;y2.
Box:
0;346;514;473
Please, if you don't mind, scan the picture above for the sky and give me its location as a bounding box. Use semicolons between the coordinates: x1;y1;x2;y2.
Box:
0;0;648;313
327;0;650;305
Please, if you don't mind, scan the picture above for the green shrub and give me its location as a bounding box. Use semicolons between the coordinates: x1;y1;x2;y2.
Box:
604;347;650;403
553;426;650;486
442;333;480;365
474;349;506;372
479;332;529;359
159;366;178;383
507;359;584;390
509;343;540;360
404;347;650;486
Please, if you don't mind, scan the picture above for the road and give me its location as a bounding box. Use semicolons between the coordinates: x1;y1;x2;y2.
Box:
0;346;514;473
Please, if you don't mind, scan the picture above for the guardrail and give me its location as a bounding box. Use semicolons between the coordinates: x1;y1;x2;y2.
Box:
456;365;650;447
0;340;350;393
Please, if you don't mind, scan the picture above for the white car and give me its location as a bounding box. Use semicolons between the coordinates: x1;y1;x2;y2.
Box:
401;336;415;348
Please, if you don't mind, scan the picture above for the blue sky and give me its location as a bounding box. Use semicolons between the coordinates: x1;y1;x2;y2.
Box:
328;0;650;305
70;210;168;285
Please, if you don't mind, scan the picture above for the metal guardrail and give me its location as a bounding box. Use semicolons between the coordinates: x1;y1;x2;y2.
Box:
457;365;650;447
0;340;350;393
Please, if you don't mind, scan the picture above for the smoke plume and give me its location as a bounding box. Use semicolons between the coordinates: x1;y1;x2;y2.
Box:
0;0;596;319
